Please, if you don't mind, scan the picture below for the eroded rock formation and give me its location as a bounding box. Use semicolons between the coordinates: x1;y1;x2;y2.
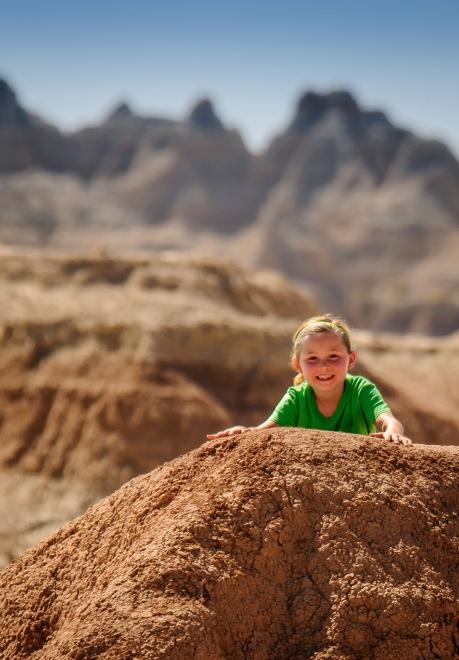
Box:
247;92;459;335
1;430;458;658
1;81;459;333
0;249;314;567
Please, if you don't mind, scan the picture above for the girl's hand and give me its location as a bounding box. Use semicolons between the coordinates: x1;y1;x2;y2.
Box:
206;425;252;440
369;431;413;446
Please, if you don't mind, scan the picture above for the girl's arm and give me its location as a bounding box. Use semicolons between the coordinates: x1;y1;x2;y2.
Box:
207;419;278;440
370;412;412;445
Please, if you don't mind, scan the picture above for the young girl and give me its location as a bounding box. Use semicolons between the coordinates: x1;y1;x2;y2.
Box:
207;315;412;445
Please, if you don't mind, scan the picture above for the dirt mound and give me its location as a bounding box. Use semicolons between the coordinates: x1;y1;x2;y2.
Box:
1;429;458;659
0;357;229;568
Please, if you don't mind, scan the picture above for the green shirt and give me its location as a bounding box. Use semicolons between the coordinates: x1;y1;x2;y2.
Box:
269;374;391;435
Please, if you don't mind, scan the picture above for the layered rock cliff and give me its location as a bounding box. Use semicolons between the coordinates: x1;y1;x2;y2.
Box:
0;249;314;567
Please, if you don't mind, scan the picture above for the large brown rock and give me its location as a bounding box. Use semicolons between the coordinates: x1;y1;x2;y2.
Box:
0;249;313;418
1;429;458;658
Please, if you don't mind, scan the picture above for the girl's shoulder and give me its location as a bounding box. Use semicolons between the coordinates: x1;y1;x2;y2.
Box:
346;374;377;391
290;381;310;394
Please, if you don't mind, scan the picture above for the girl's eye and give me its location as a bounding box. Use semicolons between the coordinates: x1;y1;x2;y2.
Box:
329;355;340;361
306;357;318;363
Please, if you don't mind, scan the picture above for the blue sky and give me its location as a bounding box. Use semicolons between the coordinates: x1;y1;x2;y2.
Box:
1;0;458;155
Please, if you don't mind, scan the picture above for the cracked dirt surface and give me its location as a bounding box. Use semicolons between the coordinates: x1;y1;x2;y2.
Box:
1;429;458;659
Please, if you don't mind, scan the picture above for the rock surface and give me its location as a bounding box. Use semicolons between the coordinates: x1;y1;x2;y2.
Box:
0;429;458;658
187;98;225;131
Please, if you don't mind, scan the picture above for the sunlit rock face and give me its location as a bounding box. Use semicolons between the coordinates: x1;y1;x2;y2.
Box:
0;429;458;658
1;82;459;334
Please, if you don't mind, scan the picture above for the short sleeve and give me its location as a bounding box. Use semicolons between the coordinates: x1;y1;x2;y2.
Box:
359;380;391;423
269;387;299;426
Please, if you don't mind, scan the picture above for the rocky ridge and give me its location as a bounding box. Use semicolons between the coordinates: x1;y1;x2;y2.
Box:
1;80;459;333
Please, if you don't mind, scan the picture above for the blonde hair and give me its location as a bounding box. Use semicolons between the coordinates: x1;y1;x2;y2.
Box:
291;314;354;385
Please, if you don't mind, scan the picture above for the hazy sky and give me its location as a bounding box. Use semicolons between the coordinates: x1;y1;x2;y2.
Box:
1;0;458;155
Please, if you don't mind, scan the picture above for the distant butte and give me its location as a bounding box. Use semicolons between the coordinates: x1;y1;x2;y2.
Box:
0;78;31;127
187;98;225;130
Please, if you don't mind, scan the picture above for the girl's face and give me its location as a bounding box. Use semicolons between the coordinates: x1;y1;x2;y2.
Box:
293;331;356;395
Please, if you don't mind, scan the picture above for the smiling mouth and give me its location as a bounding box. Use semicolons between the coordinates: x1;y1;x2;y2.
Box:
316;374;334;381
